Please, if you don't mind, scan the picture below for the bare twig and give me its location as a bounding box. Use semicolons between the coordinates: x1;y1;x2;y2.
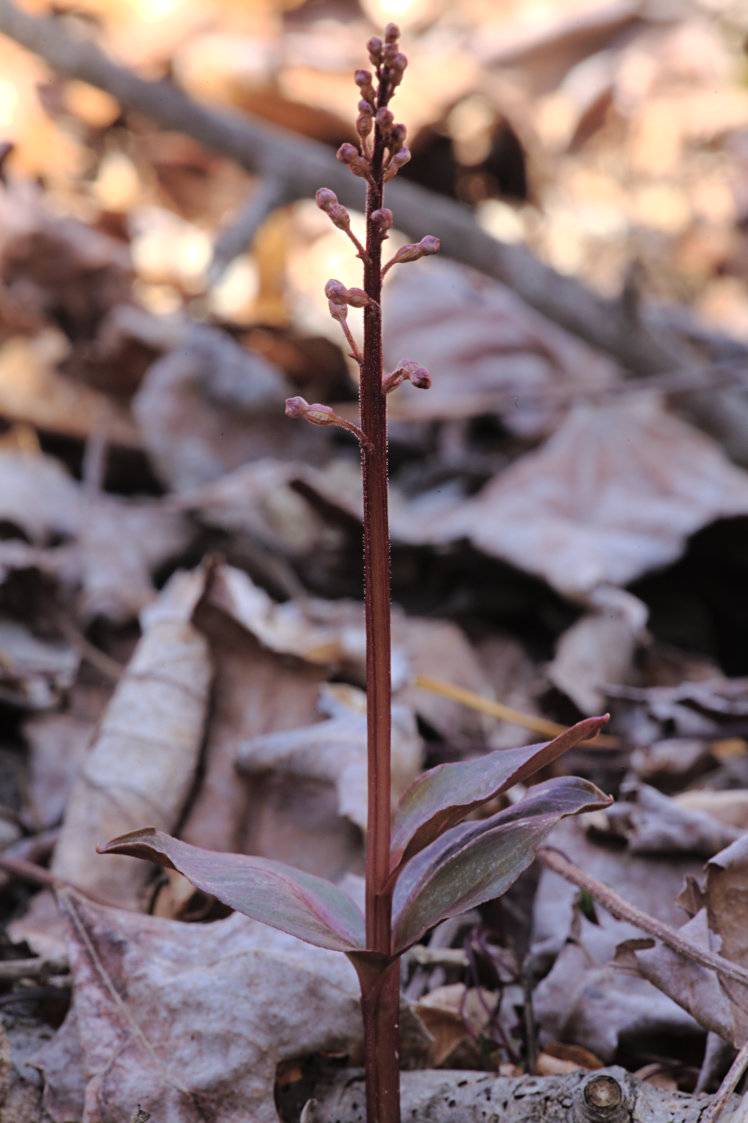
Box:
208;175;293;285
701;1038;748;1123
0;955;68;982
537;847;748;990
2;0;747;392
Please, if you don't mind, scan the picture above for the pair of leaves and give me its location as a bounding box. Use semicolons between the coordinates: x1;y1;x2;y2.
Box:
99;716;610;958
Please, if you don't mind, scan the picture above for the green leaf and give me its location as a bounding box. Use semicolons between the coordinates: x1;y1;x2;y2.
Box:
389;714;608;873
391;777;611;953
98;828;366;954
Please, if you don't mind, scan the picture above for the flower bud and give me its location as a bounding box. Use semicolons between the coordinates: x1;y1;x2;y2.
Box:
325;278;372;309
370;208;393;234
384;22;400;42
389;53;408;86
375;107;394;135
383;235;439;276
336;142;371;180
315;187;338;210
389;123;407;153
383;146;411;181
367;37;382;65
382;359;432;394
356;111;373;140
354;68;373;88
285;395;368;445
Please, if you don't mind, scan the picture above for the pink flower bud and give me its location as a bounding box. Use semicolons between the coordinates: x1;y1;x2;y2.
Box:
382;360;432;394
285;395;311;417
354;68;373;88
375;108;394;137
336;143;371;180
382;235;439;276
383;146;411;182
367;37;382;65
285;395;369;445
315;188;338;211
356;112;373;139
325;278;349;305
389;124;407;152
325;279;372;309
371;208;393;233
384;22;400;42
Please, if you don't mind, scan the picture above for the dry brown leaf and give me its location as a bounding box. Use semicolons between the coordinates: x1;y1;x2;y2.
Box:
51;578;213;909
621;836;748;1047
0;446;191;622
0;618;78;712
381;259;618;437
604;782;742;857
532;817;704;1061
415;984;498;1068
36;892;362;1123
405;395;748;600
177;586;332;874
77;495;192;623
547;587;648;712
0;334;139;447
24;682;109;830
237;683;422;835
133;325;306;490
0;446;81;545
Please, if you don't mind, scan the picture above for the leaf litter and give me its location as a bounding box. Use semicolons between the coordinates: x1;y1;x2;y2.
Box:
0;0;747;1117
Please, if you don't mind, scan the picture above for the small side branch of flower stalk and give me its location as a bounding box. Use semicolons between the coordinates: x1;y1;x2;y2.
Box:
382;235;440;279
285;395;371;449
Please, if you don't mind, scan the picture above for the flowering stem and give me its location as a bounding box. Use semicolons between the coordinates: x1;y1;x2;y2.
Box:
360;45;400;1123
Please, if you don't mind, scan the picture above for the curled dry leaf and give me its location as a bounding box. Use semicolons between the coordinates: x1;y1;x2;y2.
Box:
52;582;212;909
39;892;362;1123
622;834;748;1047
531;817;711;1060
399;396;748;600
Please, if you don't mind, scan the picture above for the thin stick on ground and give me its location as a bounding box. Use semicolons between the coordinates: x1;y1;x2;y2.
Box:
537;846;748;990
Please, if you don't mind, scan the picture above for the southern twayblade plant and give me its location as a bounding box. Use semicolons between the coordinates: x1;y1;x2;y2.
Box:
99;25;612;1123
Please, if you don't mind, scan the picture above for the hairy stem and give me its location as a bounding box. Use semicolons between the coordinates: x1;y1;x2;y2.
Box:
360;61;400;1123
357;959;401;1123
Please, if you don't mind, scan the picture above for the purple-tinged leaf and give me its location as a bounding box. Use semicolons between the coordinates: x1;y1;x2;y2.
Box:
98;828;365;953
389;714;608;873
392;777;611;954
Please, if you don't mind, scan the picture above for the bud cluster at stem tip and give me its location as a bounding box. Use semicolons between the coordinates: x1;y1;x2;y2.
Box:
335;22;411;185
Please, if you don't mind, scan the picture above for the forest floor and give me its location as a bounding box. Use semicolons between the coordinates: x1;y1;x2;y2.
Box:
0;0;747;1119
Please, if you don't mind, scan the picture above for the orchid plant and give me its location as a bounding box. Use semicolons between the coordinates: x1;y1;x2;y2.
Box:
99;26;611;1123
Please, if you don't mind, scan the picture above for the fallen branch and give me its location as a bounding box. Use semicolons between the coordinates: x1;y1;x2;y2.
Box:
307;1065;735;1123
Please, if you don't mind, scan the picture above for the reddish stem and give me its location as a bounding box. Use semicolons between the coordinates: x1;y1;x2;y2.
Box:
360;62;401;1123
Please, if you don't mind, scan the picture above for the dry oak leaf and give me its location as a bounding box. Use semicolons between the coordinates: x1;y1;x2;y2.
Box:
51;578;213;909
400;395;748;600
621;833;748;1047
381;259;619;438
237;683;423;834
39;891;361;1123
